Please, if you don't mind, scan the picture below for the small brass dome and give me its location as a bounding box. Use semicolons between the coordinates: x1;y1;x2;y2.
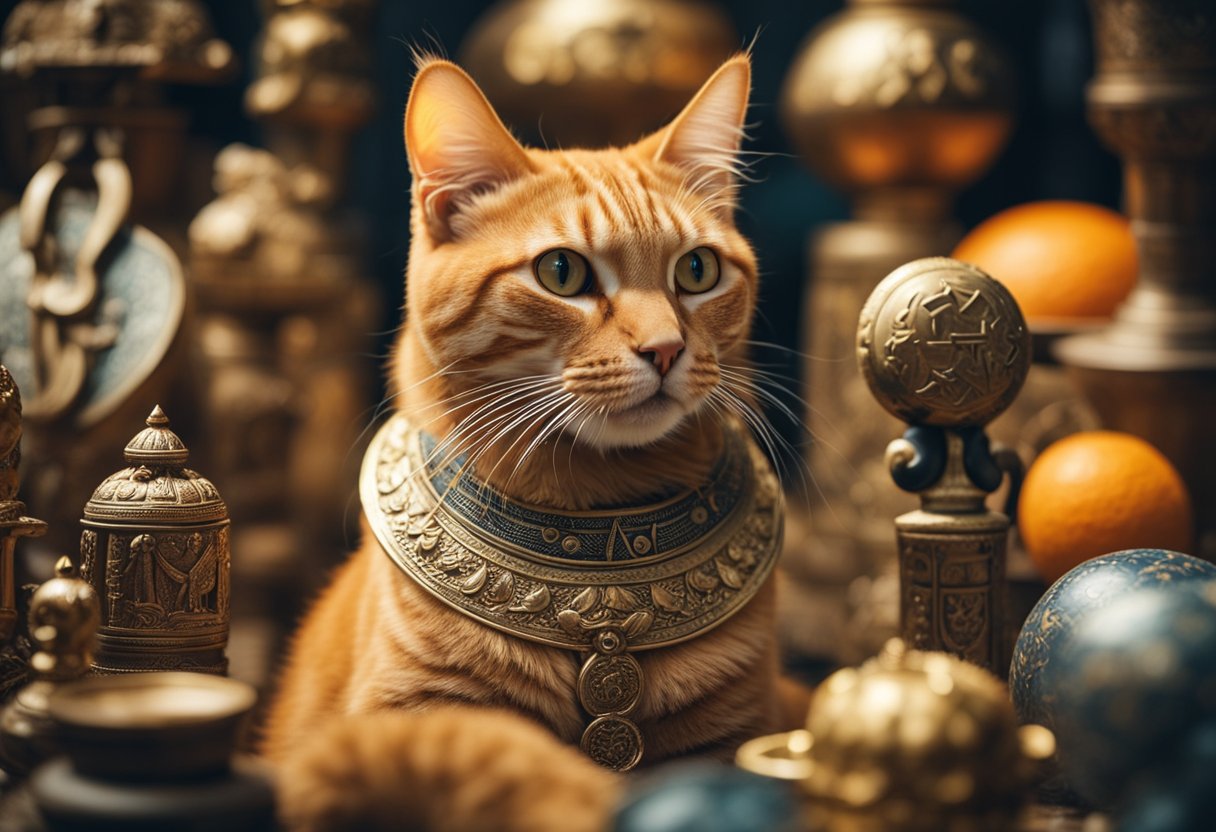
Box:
84;406;227;525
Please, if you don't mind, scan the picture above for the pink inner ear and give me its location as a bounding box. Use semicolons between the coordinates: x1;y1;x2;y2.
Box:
405;61;534;237
652;57;751;196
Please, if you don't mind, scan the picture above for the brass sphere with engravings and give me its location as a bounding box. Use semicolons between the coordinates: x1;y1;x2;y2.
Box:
857;256;1030;428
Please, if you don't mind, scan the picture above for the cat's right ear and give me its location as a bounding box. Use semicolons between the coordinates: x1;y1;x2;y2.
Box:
405;59;533;241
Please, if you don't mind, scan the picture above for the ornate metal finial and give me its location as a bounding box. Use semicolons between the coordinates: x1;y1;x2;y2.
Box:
80;407;231;675
737;637;1055;828
122;405;190;467
856;257;1029;672
0;366;47;651
0;555;99;777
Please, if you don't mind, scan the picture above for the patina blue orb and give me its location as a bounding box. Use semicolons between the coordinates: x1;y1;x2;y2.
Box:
1010;549;1216;732
613;761;799;832
1053;581;1216;808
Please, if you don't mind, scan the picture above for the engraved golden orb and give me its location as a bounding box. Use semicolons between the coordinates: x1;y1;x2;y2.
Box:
781;1;1015;196
460;0;737;147
857;257;1030;428
737;639;1054;831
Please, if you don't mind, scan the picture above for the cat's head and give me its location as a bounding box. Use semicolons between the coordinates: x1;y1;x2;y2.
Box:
401;54;756;451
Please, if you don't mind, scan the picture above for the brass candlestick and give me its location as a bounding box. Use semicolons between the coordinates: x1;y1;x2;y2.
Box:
0;556;98;778
80;407;230;675
857;257;1029;673
460;0;737;147
1056;0;1216;559
778;0;1016;662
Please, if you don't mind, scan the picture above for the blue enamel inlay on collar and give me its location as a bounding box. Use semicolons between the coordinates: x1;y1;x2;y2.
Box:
420;431;748;564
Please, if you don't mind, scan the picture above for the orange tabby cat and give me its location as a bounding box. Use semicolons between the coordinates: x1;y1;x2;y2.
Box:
264;53;805;832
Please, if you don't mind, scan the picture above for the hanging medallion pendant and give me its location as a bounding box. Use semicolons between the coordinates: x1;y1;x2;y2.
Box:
577;629;644;770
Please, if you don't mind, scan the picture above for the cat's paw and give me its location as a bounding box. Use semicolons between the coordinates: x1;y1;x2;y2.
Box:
275;706;619;832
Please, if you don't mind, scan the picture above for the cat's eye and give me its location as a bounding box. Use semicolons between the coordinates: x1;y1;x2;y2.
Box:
674;247;720;294
535;249;592;297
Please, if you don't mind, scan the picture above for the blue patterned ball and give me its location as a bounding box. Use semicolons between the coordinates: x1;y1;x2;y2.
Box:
1010;549;1216;732
613;761;799;832
1054;581;1216;807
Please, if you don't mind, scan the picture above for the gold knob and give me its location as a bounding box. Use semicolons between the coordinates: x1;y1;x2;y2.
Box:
856;256;1030;428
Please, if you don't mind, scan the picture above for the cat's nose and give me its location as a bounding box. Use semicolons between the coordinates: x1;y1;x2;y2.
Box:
639;336;685;377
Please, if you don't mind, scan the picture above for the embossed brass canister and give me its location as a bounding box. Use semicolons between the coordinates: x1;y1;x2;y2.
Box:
80;407;230;675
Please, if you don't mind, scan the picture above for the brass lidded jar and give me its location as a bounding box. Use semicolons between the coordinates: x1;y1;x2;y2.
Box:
80;406;230;675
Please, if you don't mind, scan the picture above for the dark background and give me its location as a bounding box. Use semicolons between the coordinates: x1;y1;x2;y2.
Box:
1;0;1122;403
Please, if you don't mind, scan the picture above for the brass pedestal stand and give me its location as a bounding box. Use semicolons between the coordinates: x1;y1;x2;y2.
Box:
857;258;1030;674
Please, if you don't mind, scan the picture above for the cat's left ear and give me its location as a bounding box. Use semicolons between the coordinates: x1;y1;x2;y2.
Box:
636;54;751;203
405;58;534;240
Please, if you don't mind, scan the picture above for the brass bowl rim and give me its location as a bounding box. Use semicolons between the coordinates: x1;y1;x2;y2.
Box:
735;729;814;781
48;671;256;731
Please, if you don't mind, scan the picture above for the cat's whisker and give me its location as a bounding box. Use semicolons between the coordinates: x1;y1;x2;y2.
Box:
503;393;581;494
427;383;563;476
467;392;574;501
717;364;861;483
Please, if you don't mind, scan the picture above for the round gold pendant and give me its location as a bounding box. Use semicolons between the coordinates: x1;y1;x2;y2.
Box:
580;715;644;771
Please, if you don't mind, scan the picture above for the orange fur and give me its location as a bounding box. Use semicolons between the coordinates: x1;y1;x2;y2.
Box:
264;54;803;832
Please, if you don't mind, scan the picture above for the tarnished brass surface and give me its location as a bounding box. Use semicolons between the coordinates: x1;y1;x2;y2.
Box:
0;556;98;778
777;0;1016;665
1055;0;1216;559
737;639;1056;831
0;366;46;662
46;671;255;780
81;408;230;676
461;0;737;147
857;258;1029;673
781;1;1015;195
0;0;233;81
362;412;782;769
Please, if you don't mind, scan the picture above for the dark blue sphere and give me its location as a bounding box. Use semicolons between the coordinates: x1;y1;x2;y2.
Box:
1054;582;1216;807
1116;720;1216;832
1010;549;1216;732
613;761;800;832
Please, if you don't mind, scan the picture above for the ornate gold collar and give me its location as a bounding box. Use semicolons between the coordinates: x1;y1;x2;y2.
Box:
361;412;782;770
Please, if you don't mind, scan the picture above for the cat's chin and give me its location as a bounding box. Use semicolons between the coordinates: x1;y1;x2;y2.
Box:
572;394;691;449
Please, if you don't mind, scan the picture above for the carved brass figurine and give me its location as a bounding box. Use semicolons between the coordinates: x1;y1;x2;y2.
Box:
0;556;99;778
778;0;1016;663
737;639;1056;831
857;258;1029;673
0;365;46;671
81;407;230;675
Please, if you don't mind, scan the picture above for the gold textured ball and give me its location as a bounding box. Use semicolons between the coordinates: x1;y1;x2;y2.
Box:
803;639;1053;828
856;257;1030;428
460;0;737;147
780;3;1015;192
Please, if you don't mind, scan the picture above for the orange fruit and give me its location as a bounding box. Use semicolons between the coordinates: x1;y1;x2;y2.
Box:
952;201;1137;321
1019;431;1194;583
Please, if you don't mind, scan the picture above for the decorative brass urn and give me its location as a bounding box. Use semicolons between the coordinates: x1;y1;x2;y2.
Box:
80;407;230;675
